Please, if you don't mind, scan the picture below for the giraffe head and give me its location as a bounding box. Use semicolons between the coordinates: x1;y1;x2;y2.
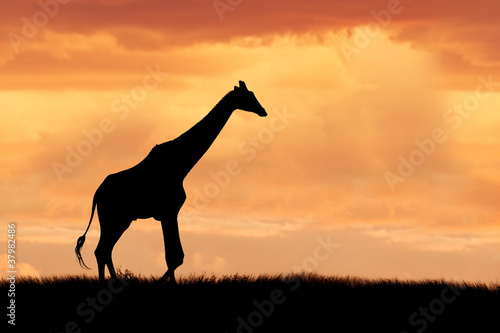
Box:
232;80;267;117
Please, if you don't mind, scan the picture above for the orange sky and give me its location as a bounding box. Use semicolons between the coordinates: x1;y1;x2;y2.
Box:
1;0;500;282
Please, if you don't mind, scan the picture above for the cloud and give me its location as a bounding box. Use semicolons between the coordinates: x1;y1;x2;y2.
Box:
192;252;227;273
1;0;498;88
362;226;498;253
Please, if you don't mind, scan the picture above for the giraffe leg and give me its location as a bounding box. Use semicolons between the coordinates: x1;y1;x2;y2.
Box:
159;216;184;284
96;248;106;283
95;219;131;283
95;239;110;283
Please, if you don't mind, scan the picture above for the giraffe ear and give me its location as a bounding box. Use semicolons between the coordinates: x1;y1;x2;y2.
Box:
234;86;239;90
239;80;248;90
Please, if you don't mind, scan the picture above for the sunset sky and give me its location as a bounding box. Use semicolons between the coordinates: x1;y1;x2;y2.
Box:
1;0;500;283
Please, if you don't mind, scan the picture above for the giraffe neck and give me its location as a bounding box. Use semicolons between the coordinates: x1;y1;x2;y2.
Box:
172;91;236;176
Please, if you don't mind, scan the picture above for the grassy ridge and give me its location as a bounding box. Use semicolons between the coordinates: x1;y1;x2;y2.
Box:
2;272;499;332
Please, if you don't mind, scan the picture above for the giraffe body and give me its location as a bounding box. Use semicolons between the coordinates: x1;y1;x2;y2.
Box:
99;141;186;221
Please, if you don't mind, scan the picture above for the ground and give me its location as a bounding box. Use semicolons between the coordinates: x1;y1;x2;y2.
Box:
2;271;499;332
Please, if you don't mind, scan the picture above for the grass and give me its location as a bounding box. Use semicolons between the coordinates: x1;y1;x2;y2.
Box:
2;271;499;332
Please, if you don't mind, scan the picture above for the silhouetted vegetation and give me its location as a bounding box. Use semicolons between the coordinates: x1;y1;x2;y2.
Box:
2;271;499;332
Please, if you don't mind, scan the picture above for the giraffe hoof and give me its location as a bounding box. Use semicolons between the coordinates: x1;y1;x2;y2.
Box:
159;277;177;285
158;272;177;285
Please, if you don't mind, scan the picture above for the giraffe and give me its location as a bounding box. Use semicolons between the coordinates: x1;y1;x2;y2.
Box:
75;81;267;283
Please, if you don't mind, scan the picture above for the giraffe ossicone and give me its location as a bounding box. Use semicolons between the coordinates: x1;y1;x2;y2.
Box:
75;81;266;283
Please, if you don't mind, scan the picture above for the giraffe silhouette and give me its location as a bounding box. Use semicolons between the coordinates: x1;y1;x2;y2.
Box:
75;81;266;283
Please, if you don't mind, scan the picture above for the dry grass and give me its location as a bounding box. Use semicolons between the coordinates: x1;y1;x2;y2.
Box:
2;271;498;332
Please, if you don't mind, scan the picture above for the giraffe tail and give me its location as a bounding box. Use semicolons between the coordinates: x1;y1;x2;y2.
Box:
75;192;98;270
